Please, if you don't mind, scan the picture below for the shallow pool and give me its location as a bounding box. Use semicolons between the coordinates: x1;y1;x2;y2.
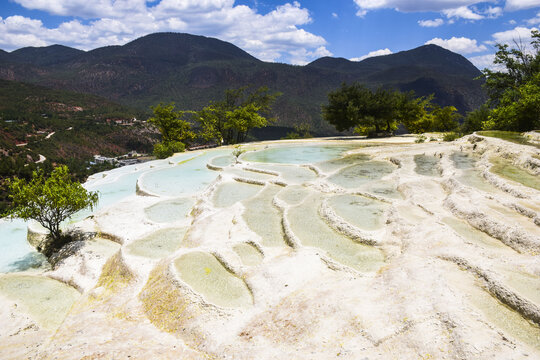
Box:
328;161;396;189
127;227;188;259
145;198;194;223
450;152;477;169
0;219;46;273
242;144;360;164
212;181;263;208
248;164;317;184
0;274;80;330
490;157;540;191
174;251;253;308
287;193;385;272
233;243;263;266
328;194;388;231
210;155;235;167
139;151;229;197
316;153;371;173
414;154;441;177
242;185;285;247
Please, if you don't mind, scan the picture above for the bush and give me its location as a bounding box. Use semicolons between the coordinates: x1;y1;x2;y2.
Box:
443;132;462;142
415;135;426;143
232;145;245;159
153;141;186;159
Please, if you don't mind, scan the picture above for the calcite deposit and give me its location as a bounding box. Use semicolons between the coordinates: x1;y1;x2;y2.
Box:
0;134;539;359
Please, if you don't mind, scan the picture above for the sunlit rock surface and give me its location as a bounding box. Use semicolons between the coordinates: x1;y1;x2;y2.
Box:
0;134;539;359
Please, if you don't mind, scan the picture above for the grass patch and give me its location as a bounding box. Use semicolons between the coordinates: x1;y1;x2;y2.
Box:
477;131;540;149
95;251;134;293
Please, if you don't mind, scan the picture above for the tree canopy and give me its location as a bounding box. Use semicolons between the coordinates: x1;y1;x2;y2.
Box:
480;29;540;131
195;86;281;145
3;165;98;257
149;86;280;158
322;83;460;136
148;103;194;158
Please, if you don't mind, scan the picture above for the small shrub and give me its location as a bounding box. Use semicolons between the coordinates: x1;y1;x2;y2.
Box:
232;145;245;159
443;132;462;142
153;141;185;159
415;135;426;143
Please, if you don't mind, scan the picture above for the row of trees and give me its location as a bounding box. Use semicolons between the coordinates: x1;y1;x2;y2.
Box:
323;29;540;136
322;84;461;136
149;86;281;158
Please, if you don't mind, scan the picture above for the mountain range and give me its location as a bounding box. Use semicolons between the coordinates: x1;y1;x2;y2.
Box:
0;32;486;134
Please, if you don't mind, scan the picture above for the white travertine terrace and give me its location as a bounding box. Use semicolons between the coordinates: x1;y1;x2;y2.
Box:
0;134;539;359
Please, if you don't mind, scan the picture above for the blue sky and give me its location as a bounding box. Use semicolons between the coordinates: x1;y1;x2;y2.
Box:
1;0;539;69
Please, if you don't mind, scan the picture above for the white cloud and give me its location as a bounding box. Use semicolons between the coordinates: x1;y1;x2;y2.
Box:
350;48;393;61
490;26;538;46
468;53;495;70
14;0;148;18
527;12;540;25
505;0;540;11
352;1;536;21
484;6;503;19
426;36;487;54
442;6;483;20
418;18;444;27
332;12;338;18
1;1;331;65
352;0;498;15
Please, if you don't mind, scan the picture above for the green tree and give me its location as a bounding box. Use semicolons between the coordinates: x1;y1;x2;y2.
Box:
3;165;98;257
462;104;490;133
481;30;540;131
484;72;540;131
195;86;280;145
431;105;461;132
323;83;411;136
396;92;435;134
149;103;195;158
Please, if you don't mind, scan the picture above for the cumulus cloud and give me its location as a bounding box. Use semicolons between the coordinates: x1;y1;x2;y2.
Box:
484;6;503;19
490;26;539;46
2;0;331;65
350;48;393;61
527;12;540;25
418;18;444;27
468;53;497;70
426;36;487;54
352;0;537;22
13;0;148;18
442;6;483;20
505;0;540;11
468;53;507;71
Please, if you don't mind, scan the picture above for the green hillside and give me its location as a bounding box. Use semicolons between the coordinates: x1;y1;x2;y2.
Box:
0;33;487;134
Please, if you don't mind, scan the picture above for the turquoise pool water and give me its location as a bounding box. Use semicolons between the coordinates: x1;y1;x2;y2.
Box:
138;150;230;197
1;143;386;273
242;144;360;164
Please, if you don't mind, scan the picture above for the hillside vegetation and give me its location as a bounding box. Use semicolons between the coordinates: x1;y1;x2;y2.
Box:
0;33;486;134
0;79;156;211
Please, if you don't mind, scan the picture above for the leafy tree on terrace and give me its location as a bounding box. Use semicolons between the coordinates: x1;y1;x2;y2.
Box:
148;102;195;158
395;92;435;134
3;165;98;257
323;83;435;136
481;30;540;131
195;86;281;145
431;105;461;132
322;83;392;136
